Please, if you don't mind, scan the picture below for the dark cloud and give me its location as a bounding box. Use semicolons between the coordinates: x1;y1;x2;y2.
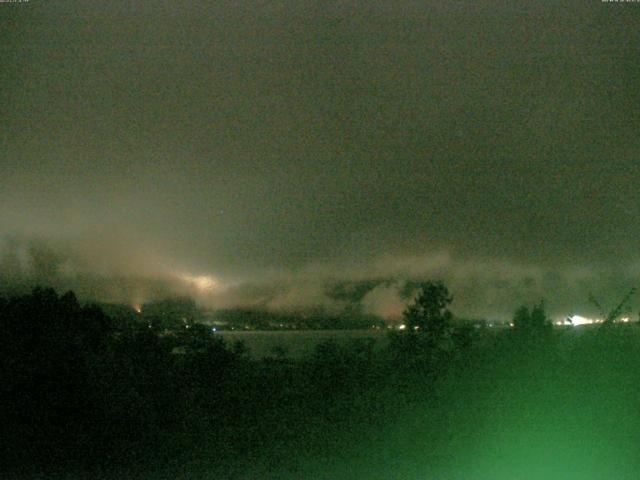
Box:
2;1;639;320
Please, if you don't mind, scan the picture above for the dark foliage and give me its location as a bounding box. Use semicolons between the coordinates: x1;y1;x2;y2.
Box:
511;301;553;341
3;287;640;479
403;281;453;339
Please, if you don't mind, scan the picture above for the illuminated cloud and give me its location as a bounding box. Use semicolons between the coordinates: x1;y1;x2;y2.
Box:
360;283;406;319
176;272;219;292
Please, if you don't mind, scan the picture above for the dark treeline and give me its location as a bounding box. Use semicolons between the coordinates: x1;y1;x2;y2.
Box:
2;285;640;479
208;307;385;330
100;297;387;331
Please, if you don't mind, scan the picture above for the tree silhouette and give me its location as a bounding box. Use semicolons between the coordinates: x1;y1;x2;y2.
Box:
403;281;453;341
512;301;552;340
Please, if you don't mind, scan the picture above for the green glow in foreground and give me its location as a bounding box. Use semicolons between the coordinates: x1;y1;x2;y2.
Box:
286;338;640;480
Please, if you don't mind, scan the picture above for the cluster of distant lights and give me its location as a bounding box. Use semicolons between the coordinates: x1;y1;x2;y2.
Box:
392;315;633;330
556;315;631;326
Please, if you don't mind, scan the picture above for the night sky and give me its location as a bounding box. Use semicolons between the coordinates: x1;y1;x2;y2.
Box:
2;1;639;320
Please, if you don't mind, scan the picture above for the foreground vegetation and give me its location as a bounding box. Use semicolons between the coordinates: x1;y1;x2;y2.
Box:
2;287;640;479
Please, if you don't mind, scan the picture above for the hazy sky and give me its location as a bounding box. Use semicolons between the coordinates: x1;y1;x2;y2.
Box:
2;1;639;319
